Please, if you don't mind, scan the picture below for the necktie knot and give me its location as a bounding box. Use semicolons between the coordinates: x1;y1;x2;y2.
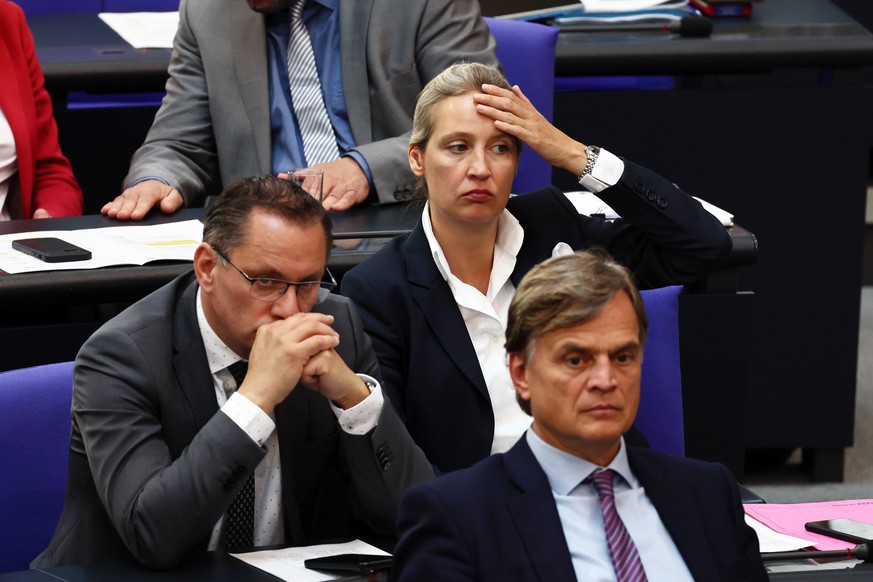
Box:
228;360;248;388
290;0;305;19
585;468;616;499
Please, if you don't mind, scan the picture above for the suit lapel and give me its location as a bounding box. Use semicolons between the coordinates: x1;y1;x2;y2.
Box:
402;225;489;397
229;1;271;174
507;189;590;286
504;439;578;582
339;0;373;144
628;448;714;581
508;195;561;286
172;276;221;430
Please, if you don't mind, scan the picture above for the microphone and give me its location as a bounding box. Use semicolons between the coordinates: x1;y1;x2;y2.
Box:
761;542;872;563
557;15;714;38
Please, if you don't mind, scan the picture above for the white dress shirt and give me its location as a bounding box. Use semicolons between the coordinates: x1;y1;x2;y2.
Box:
422;205;531;454
526;430;694;582
195;290;383;549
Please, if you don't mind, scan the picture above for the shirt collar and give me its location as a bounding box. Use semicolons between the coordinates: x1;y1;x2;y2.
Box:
421;201;525;285
266;0;335;27
526;428;638;495
196;288;246;375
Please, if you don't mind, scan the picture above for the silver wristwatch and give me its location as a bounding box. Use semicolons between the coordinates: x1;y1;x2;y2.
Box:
578;145;601;182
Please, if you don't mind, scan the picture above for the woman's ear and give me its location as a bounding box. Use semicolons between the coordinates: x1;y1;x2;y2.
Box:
408;144;425;177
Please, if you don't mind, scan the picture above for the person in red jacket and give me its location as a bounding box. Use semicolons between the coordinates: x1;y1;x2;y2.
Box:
0;0;82;219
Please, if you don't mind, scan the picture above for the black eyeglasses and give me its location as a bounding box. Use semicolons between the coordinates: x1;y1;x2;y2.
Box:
212;246;336;306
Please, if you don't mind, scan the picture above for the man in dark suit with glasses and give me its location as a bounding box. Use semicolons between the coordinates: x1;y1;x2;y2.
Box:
34;175;432;569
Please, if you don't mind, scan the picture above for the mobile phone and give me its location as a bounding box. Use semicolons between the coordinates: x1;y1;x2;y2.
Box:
11;237;92;263
303;553;392;573
804;518;873;544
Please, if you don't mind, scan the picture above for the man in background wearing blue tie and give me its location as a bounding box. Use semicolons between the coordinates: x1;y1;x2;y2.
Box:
102;0;497;220
392;250;767;581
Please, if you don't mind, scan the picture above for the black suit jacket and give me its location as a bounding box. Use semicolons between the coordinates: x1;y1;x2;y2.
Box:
341;160;732;472
33;273;431;569
393;438;767;581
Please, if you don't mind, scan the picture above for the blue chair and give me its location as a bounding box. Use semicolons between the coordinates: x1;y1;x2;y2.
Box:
637;286;684;457
484;17;558;194
0;361;74;573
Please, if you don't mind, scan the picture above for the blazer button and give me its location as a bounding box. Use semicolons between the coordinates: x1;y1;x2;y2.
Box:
376;443;394;471
634;181;646;193
394;188;412;201
657;197;668;209
646;190;657;202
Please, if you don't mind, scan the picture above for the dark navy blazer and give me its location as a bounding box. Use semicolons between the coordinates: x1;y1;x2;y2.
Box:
393;438;767;581
341;160;731;473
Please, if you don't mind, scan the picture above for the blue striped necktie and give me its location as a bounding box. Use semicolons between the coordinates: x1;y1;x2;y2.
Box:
287;0;340;166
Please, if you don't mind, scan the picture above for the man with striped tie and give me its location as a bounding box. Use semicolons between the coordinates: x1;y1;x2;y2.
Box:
102;0;498;221
392;250;767;581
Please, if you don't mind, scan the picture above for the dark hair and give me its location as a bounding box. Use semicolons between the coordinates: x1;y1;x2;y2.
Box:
506;249;648;415
202;175;333;256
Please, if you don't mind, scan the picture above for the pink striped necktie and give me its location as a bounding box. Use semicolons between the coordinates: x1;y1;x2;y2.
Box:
584;469;648;582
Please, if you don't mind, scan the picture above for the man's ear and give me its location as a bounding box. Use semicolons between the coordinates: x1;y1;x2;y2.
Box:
508;351;531;405
408;144;425;177
193;243;217;291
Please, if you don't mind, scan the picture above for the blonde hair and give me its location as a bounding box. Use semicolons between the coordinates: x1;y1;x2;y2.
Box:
408;63;522;200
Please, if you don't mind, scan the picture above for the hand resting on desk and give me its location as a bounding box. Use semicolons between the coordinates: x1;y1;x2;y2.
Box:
278;157;370;212
102;179;184;221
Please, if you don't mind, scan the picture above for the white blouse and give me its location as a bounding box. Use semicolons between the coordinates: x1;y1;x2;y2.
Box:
0;106;18;221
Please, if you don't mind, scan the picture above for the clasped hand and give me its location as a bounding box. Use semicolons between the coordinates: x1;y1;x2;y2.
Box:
238;312;368;414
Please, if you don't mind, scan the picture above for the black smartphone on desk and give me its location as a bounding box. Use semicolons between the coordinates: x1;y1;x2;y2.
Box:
12;237;91;263
805;518;873;544
303;553;392;573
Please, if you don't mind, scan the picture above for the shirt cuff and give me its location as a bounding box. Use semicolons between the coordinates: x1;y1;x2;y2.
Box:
578;147;625;193
329;374;384;435
221;391;276;447
126;176;170;189
344;150;375;190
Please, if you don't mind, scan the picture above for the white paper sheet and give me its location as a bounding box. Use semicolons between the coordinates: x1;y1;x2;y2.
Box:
230;539;390;582
0;220;202;274
98;11;180;49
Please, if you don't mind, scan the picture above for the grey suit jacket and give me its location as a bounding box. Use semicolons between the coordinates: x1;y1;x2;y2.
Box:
125;0;498;205
32;273;432;569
